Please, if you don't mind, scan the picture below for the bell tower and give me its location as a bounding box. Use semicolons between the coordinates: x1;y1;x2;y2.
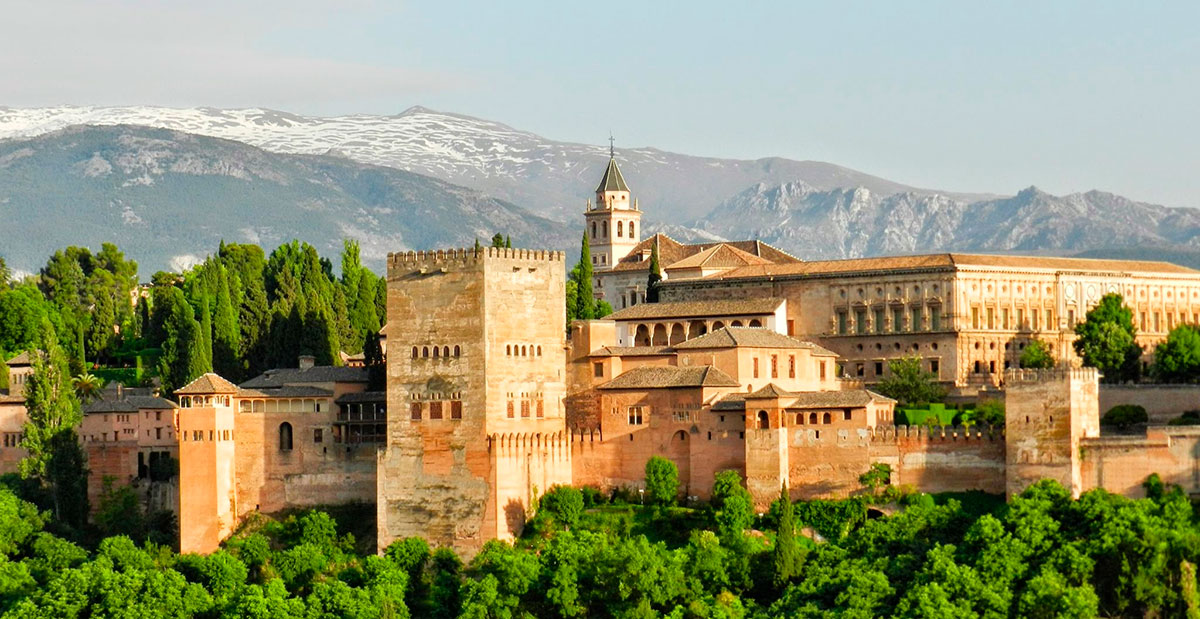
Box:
584;138;642;271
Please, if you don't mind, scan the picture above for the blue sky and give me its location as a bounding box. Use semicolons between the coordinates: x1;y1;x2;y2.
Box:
3;1;1198;205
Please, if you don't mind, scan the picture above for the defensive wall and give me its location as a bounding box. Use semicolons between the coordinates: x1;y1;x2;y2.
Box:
1099;384;1200;424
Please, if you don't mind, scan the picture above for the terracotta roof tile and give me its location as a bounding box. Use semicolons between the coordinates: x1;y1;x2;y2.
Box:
237;386;334;398
786;390;895;408
665;244;773;271
673;327;835;353
599;365;740;390
5;351;32;366
175;373;239;395
607;299;784;321
240;366;369;389
746;383;793;399
591;346;675;357
606;235;799;274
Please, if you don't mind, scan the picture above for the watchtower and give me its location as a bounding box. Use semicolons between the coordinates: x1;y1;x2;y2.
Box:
377;247;570;556
1004;367;1100;497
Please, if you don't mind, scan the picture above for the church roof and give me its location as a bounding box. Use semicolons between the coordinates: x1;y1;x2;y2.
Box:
175;373;239;395
664;244;773;271
673;327;836;354
605;234;799;274
599;365;739;390
701;253;1200;282
607;298;783;321
595;157;630;193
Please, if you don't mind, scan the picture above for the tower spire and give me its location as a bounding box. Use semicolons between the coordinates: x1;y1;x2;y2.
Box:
609;133;615;159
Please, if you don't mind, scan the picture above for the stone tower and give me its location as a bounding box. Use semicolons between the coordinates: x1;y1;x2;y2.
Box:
1004;367;1100;498
377;247;571;557
175;374;239;555
584;144;641;270
743;385;791;509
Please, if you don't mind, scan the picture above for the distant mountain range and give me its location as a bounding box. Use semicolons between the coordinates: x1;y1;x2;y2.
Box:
0;125;573;273
1;105;1199;274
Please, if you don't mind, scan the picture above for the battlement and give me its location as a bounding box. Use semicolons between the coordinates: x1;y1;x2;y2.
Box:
869;424;1004;444
487;431;571;457
1005;367;1099;385
387;247;565;272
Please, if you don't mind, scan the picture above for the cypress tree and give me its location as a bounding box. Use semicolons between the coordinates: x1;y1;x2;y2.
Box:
158;288;204;393
647;237;662;303
773;484;800;589
505;235;512;249
575;233;595;320
375;275;387;328
212;269;241;379
20;320;88;525
197;293;213;374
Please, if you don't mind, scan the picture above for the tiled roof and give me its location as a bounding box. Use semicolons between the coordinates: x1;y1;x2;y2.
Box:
5;351;32;366
591;346;675;357
84;394;176;414
237;386;334;399
240;366;369;389
595;157;630;193
606;234;799;274
787;390;895;409
599;365;740;390
746;383;793;399
607;299;784;321
0;394;24;404
664;244;773;271
703;253;1200;281
335;391;387;404
673;327;835;354
175;373;240;395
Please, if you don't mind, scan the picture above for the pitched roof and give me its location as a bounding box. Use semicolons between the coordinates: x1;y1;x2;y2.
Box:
606;234;799;274
591;346;675;357
595;157;630;193
335;391;387;404
237;386;334;399
607;298;784;321
240;366;369;389
664;244;773;271
5;351;31;367
84;394;177;414
714;389;894;411
746;383;793;399
175;373;239;395
599;365;740;390
673;327;836;354
702;252;1200;282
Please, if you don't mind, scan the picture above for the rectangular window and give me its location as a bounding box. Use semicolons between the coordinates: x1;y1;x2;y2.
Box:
930;308;941;331
314;428;323;443
930;359;940;374
1002;308;1010;330
507;401;515;419
855;310;867;335
1047;310;1054;329
874;309;885;334
837;311;848;335
972;307;980;329
155;427;162;440
770;355;778;378
987;308;995;329
893;307;905;333
753;358;759;378
520;400;530;418
843;410;852;421
1068;309;1076;327
430;402;443;420
874;361;884;376
537;400;544;418
627;406;644;425
787;319;795;336
789;356;796;378
451;401;462;420
410;403;422;421
911;307;922;332
819;361;826;380
1140;312;1147;331
593;362;604;378
1017;308;1025;329
1154;312;1161;332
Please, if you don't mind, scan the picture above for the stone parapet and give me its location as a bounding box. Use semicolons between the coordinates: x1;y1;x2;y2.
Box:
1004;367;1099;384
869;424;1005;443
387;247;565;273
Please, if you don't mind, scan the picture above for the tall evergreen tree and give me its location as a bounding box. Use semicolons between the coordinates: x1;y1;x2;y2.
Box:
212;268;241;379
505;235;512;249
197;293;214;374
157;288;205;393
20;321;88;526
773;485;799;588
646;237;662;303
491;233;505;248
574;233;595;320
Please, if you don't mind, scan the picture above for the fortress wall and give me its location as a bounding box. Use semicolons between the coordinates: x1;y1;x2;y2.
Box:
85;443;139;508
872;425;1007;494
786;427;873;499
1099;385;1200;424
1081;427;1200;497
491;432;572;537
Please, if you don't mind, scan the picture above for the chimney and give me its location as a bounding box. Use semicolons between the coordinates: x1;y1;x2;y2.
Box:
298;355;316;370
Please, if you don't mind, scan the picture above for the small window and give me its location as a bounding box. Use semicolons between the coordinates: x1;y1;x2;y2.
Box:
314;428;323;443
410;403;422;420
789;356;796;378
771;355;778;378
757;411;769;429
520;400;530;418
430;402;443;420
819;361;826;380
279;422;293;451
422;347;429;358
753;358;759;378
537;400;544;418
507;401;515;419
451;401;463;420
809;413;817;424
593;362;604;378
627;406;644;425
454;345;461;357
874;362;883;376
843;409;852;421
412;347;418;359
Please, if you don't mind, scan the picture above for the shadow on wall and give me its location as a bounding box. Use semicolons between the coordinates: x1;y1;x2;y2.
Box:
504;499;526;538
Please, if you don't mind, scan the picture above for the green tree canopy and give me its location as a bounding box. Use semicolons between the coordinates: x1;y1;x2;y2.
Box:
1153;324;1200;382
875;355;947;406
1074;293;1142;383
644;456;679;506
1020;339;1056;369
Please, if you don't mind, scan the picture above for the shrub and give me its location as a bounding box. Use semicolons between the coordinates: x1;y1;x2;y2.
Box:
1169;410;1200;426
1101;404;1148;429
974;399;1006;427
644;457;679;506
541;486;584;529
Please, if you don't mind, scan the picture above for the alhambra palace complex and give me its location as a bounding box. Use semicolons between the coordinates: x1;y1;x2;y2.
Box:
7;155;1200;555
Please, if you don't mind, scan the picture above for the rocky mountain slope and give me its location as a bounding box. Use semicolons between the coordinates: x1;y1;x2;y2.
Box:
696;183;1200;260
0;105;986;224
0;125;573;273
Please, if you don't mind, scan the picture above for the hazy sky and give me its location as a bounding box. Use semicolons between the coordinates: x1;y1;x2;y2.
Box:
3;1;1198;206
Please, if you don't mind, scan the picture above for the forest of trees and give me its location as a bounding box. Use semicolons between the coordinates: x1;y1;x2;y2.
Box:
0;240;387;394
1;457;1199;618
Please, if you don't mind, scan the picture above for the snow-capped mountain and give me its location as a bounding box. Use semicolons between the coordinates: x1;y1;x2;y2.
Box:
697;183;1200;260
0;105;981;224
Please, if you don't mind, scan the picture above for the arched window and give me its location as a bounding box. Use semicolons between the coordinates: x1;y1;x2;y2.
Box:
823;412;832;424
433;347;439;358
506;345;511;356
454;345;461;357
757;411;769;429
411;347;418;359
279;422;293;451
422;347;429;358
629;222;635;238
602;221;608;237
442;346;450;358
536;346;542;356
809;412;818;424
617;221;624;237
591;222;597;238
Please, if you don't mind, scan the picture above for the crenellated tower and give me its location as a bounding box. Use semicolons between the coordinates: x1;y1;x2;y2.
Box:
584;139;642;270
